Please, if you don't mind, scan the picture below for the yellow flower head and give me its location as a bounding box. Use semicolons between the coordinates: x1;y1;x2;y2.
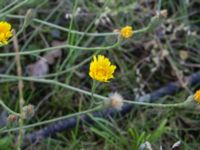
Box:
89;55;116;82
120;26;133;39
0;21;12;45
194;90;200;103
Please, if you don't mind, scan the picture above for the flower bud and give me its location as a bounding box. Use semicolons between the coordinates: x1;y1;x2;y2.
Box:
21;104;35;119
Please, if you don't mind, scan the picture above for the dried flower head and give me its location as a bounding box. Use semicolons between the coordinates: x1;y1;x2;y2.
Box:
89;55;116;82
22;104;35;119
7;114;17;122
194;90;200;103
159;9;168;18
120;26;133;39
0;21;12;45
109;92;124;110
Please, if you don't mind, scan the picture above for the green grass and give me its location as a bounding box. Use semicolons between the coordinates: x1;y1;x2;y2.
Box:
0;0;200;149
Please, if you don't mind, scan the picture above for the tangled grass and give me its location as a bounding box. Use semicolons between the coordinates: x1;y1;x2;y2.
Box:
0;0;200;149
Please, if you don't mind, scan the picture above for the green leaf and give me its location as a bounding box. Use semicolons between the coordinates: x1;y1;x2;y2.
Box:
149;119;168;142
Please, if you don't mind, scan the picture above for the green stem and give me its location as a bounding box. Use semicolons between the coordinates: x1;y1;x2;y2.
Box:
0;0;18;13
0;52;93;79
0;99;20;116
0;74;191;109
0;0;28;18
124;96;193;108
1;105;102;133
0;74;108;101
0;41;120;57
0;74;192;134
6;14;150;37
1;97;191;134
123;100;187;108
91;80;97;102
44;53;94;78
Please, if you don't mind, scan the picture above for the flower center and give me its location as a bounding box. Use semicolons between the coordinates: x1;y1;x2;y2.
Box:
0;26;7;34
96;67;107;77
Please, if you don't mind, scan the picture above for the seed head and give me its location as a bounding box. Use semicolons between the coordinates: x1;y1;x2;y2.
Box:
108;92;124;111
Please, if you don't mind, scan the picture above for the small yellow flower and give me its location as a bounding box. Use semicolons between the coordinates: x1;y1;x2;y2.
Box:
194;90;200;103
89;55;116;82
120;26;133;39
0;21;12;45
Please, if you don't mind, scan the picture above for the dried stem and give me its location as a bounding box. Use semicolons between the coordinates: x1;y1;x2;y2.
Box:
13;30;25;150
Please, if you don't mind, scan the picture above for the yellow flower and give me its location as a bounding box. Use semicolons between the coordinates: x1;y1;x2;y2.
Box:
120;26;133;38
89;55;116;82
0;21;12;45
194;90;200;103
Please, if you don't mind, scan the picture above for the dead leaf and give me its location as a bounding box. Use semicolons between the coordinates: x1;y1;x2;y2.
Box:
26;59;49;78
26;40;64;77
44;49;62;65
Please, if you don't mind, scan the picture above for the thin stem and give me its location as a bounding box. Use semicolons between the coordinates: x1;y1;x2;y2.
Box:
91;80;97;102
0;74;108;101
0;0;28;18
123;100;187;108
13;30;25;150
0;79;16;83
0;0;18;13
0;74;192;134
6;14;150;37
44;54;93;78
0;74;191;109
1;96;191;134
2;105;102;133
0;41;120;57
0;99;20;116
